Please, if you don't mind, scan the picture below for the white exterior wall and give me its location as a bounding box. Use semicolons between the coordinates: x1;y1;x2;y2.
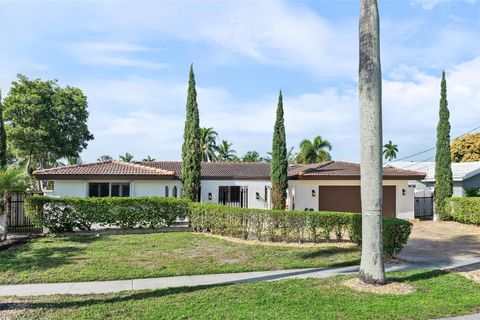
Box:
50;180;87;197
200;180;272;209
288;179;415;220
132;180;183;197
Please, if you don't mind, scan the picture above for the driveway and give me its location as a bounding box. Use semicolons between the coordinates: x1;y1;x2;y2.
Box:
399;221;480;268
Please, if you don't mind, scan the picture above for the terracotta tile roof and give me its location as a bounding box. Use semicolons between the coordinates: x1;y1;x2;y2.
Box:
287;161;426;179
33;160;425;180
33;160;175;178
141;162;271;179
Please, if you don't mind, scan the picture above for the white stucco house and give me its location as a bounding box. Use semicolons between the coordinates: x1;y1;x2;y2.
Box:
33;160;425;220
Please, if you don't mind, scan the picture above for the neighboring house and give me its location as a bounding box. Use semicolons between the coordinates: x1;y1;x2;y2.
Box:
33;160;425;219
387;161;480;197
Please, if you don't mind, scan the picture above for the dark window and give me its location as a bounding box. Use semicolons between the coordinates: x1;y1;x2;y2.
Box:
89;183;110;197
121;184;130;197
218;186;247;208
165;186;169;197
111;183;130;197
89;183;130;197
111;184;120;197
173;186;178;198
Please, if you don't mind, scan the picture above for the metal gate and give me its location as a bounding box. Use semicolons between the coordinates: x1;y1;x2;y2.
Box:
414;189;433;219
7;193;42;233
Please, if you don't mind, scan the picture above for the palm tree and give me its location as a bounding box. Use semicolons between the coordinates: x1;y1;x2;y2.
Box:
97;155;113;162
200;127;219;162
359;0;385;284
0;166;31;241
242;151;263;162
265;147;296;163
216;140;236;162
119;153;134;163
142;155;156;162
296;136;332;164
383;141;398;162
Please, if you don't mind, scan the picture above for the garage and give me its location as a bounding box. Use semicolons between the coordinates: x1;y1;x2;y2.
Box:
318;186;396;217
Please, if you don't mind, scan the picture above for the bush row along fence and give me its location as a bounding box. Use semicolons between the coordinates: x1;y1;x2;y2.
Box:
25;196;412;257
444;197;480;225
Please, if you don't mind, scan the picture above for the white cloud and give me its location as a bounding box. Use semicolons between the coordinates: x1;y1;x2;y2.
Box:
69;42;167;70
410;0;476;10
80;57;480;163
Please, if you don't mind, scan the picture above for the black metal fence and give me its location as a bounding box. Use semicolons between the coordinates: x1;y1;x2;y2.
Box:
7;193;43;233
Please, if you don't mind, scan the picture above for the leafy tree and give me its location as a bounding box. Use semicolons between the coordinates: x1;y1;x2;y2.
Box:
383;140;399;161
451;133;480;162
216;140;236;162
181;65;202;201
3;75;93;174
435;71;453;217
200;127;218;162
0;166;31;241
97;155;113;162
242;151;263;162
296;136;332;164
271;90;288;210
359;0;385;284
142;155;156;162
0;92;7;169
119;153;134;162
66;156;82;166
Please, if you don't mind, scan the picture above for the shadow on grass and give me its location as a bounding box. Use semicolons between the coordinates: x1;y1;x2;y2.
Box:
0;236;103;275
299;246;360;260
1;269;453;313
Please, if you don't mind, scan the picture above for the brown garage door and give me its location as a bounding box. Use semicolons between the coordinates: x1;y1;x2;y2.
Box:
318;186;396;217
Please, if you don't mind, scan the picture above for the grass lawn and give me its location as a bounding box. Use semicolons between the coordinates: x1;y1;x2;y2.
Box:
0;232;360;284
4;270;479;320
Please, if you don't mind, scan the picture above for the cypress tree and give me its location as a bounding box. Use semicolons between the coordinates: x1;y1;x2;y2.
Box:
0;91;6;169
271;90;288;210
434;71;453;217
181;65;202;201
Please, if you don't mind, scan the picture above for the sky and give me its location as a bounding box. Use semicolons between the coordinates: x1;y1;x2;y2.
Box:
0;0;478;163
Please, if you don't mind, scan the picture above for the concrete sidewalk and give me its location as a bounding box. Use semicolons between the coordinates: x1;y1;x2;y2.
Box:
0;263;419;297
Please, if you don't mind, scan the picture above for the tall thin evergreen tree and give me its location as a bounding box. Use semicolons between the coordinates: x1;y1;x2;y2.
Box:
182;65;202;201
271;90;288;210
434;71;453;217
0;91;7;169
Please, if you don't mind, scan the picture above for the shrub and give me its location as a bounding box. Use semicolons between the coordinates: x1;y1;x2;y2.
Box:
444;197;480;225
25;196;190;233
25;196;412;256
189;203;411;257
465;188;480;197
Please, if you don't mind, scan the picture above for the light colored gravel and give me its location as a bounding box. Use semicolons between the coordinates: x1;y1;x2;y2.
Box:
342;278;416;295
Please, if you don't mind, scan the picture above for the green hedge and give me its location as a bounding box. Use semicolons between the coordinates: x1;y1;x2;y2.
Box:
25;196;412;257
444;197;480;225
189;202;412;257
25;196;190;232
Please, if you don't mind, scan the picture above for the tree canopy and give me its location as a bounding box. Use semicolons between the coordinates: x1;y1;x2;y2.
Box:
271;90;288;210
296;136;332;164
451;133;480;163
200;127;218;162
216;140;236;162
434;71;453;217
242;151;264;162
383;140;398;161
3;75;93;173
181;65;202;201
119;152;134;162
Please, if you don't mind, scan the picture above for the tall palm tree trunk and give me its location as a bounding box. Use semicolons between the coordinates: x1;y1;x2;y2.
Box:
358;0;385;284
